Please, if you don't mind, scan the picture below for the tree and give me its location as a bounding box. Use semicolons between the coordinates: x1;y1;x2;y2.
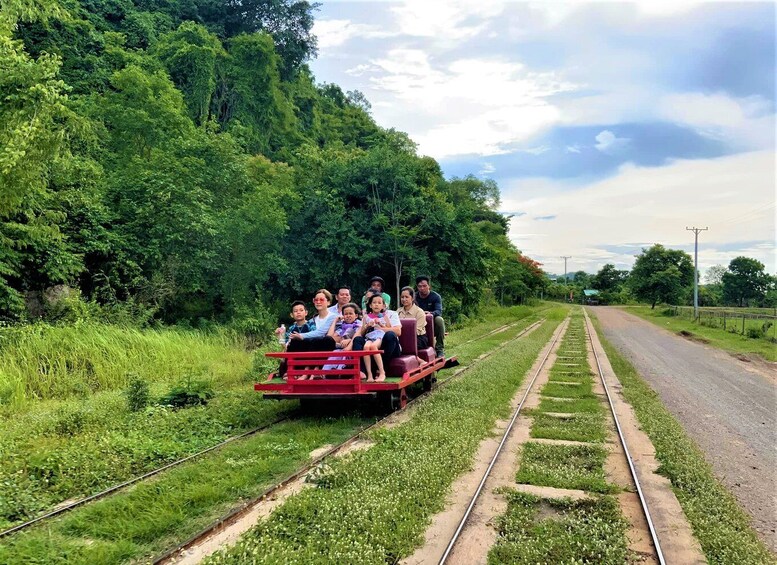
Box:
218;32;297;155
722;257;770;307
156;22;226;126
705;264;727;286
592;264;629;292
0;0;77;318
572;270;591;288
221;0;318;79
629;244;694;309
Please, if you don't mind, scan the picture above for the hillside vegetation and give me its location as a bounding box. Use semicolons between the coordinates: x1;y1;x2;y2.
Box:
1;0;547;332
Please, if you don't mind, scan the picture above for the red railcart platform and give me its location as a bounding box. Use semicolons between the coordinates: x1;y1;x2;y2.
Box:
255;315;449;410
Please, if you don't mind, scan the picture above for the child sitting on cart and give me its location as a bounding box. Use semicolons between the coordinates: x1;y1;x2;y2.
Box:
361;294;390;382
321;303;362;373
275;300;312;348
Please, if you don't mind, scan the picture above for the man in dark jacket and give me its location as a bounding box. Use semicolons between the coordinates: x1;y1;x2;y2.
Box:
415;275;446;358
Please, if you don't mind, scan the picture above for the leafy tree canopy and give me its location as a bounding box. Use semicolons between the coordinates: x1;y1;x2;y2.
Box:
629;244;694;309
722;256;770;307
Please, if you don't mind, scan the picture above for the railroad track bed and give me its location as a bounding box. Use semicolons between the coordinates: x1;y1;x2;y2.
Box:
411;308;707;564
0;311;550;564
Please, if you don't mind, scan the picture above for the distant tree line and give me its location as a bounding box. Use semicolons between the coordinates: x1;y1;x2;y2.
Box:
0;0;547;332
544;244;775;309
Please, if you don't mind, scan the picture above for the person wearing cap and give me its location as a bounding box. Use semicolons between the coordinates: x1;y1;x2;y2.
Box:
361;276;391;311
415;275;446;358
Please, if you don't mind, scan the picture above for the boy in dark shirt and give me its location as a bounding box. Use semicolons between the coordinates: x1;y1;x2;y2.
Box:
281;300;312;346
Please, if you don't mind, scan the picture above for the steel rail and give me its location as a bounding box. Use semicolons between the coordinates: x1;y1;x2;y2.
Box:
0;414;296;539
583;309;666;565
438;317;566;564
153;318;546;564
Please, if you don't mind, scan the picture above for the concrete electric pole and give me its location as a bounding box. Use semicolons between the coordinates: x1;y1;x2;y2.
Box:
686;227;708;318
560;256;571;284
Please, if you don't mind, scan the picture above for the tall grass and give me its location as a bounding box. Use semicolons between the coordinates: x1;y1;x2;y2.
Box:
0;323;253;409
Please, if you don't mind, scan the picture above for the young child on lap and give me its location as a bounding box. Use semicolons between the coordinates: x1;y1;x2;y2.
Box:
323;303;362;373
361;294;389;382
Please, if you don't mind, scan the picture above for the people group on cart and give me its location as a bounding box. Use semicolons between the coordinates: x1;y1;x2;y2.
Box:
275;275;449;382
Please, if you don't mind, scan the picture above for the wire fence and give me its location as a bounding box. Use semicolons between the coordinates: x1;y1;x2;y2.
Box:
668;306;777;342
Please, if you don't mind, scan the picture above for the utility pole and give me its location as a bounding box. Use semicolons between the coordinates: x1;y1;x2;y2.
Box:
560;256;571;284
686;227;708;318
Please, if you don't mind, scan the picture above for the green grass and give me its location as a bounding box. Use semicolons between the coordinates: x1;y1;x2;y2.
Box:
530;412;606;443
0;388;297;529
488;490;629;564
540;381;593;398
0;306;554;533
625;306;777;362
516;442;615;493
204;315;566;564
590;311;774;564
537;397;601;413
0;417;365;564
0;322;255;408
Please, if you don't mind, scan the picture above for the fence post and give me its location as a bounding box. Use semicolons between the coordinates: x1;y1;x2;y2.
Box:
723;311;726;331
742;314;745;335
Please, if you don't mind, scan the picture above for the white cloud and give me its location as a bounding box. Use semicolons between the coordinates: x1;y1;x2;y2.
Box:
389;0;505;41
565;145;582;153
658;92;775;149
312;19;392;50
525;145;551;155
594;130;630;154
503;150;776;274
479;162;496;176
365;51;575;157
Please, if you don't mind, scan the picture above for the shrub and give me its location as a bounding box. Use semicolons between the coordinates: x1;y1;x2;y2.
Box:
158;375;214;408
54;405;89;436
746;327;763;339
230;300;274;346
125;374;150;412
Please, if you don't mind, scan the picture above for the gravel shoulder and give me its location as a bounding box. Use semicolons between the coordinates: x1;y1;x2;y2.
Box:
593;306;777;552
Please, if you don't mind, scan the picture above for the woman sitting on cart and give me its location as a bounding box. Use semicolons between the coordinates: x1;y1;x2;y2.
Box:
397;286;428;355
280;289;337;378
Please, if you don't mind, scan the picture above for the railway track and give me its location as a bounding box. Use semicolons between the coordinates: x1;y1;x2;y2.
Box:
154;317;546;564
437;312;666;564
0;315;545;547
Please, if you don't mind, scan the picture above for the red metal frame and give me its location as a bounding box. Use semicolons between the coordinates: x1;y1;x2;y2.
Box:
255;349;445;400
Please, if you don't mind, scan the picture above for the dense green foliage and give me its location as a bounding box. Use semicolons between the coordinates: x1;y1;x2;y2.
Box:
1;0;546;330
721;256;773;307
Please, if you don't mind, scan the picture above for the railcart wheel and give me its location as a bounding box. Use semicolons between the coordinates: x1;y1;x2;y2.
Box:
423;375;433;392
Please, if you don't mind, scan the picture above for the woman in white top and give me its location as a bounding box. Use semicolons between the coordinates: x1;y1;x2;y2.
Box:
283;289;337;379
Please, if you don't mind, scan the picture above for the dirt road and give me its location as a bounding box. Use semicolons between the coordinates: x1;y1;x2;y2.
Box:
593;306;777;552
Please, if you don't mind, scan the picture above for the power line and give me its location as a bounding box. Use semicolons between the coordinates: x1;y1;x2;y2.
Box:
686;227;708;318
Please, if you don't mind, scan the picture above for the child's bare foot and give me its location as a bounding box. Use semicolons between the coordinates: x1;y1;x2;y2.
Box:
375;372;386;382
366;373;374;382
360;372;368;380
296;374;308;380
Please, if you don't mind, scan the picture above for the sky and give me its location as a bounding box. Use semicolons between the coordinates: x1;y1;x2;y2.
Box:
309;1;776;279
